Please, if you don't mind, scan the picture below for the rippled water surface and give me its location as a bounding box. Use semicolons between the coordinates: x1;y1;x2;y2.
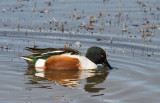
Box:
0;0;160;103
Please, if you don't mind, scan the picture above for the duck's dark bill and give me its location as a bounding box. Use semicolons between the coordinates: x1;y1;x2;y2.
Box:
103;60;113;69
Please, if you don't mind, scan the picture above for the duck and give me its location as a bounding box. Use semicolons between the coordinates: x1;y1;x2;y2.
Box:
21;46;113;71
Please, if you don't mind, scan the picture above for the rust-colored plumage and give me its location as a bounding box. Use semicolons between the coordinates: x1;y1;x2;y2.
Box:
45;55;80;70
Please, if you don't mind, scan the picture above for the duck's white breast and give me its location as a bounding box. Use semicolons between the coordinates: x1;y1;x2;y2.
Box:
62;53;97;69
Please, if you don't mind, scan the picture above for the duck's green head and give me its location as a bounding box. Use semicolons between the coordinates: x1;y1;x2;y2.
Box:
85;46;113;69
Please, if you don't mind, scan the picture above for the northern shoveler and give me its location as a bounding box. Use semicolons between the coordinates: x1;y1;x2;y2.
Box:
21;46;113;71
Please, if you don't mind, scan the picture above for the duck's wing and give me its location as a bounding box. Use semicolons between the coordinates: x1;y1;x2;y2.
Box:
21;47;82;63
25;47;82;55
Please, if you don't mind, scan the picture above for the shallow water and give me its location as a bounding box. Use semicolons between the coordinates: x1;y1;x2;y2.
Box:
0;0;160;103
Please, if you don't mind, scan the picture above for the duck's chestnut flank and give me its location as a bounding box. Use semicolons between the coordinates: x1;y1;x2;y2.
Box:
45;55;80;70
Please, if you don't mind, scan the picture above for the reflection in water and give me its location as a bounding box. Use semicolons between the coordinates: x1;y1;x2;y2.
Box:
84;67;109;93
24;61;109;93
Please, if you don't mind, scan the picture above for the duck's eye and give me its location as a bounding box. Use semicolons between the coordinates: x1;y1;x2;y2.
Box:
101;55;104;57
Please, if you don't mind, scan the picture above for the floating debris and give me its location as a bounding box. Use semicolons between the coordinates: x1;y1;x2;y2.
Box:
121;28;127;32
55;21;59;27
132;24;139;27
156;7;160;10
17;22;20;31
99;26;103;33
151;33;154;37
141;28;145;37
151;24;157;29
149;38;152;42
3;24;8;27
146;21;150;32
86;24;94;30
89;16;96;25
33;41;38;48
136;0;142;5
40;9;48;13
145;32;150;37
80;22;86;27
64;99;73;102
156;25;160;30
64;42;72;48
25;31;28;36
99;9;104;18
97;38;102;41
75;41;81;48
32;8;35;12
72;11;81;19
52;17;57;22
108;20;112;25
121;24;128;32
99;26;102;31
39;26;42;32
52;95;64;98
45;0;51;6
1;45;4;50
118;2;121;16
103;0;109;4
141;3;147;8
60;24;64;33
110;36;112;43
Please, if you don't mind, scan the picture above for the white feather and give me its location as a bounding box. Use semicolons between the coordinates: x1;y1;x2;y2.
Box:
20;57;33;61
35;59;45;68
61;53;97;69
41;50;63;55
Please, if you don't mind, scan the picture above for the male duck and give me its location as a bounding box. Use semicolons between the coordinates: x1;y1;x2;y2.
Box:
21;46;113;71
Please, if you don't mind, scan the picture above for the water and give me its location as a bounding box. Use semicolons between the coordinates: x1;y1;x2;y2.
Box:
0;0;160;103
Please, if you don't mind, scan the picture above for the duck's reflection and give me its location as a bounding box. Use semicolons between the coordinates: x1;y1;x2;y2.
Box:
84;67;109;93
24;63;109;92
39;69;97;86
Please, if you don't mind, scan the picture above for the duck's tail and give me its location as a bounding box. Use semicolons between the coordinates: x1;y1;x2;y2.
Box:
21;55;38;63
